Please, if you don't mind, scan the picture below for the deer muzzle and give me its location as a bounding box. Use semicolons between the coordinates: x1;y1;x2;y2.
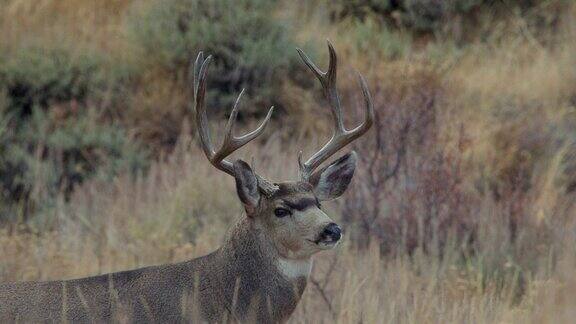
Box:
316;222;342;246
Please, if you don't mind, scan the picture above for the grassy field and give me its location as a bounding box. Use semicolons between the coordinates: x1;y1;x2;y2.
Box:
1;0;576;322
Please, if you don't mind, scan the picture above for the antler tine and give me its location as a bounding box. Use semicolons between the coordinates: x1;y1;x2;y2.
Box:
296;42;345;133
193;52;204;96
194;52;217;164
192;52;276;188
213;89;275;173
297;40;374;181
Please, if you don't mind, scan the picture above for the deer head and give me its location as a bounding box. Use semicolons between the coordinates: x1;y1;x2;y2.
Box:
192;41;373;260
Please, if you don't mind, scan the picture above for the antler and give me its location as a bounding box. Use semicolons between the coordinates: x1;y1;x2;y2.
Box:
193;52;278;195
296;41;374;181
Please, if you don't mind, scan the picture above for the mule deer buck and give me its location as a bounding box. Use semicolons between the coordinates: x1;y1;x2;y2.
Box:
0;41;373;323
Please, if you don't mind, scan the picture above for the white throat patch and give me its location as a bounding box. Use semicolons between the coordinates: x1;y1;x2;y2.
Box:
277;258;312;279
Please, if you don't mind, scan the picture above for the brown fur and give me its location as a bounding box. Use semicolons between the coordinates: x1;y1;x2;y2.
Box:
0;183;323;323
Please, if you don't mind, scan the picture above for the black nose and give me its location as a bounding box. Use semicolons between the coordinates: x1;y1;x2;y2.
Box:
323;223;342;241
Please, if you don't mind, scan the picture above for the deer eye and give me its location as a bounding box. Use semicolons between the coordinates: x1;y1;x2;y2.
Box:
274;208;291;218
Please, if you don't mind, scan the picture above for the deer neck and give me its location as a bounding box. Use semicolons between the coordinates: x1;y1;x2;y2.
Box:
220;218;312;280
211;217;309;321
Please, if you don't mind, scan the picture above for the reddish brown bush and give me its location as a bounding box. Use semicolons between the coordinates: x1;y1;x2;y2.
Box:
341;69;476;253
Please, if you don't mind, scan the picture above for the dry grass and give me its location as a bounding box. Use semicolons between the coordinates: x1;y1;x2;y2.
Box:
1;139;576;323
0;0;131;51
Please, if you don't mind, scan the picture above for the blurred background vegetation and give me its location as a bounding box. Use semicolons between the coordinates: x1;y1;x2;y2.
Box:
1;0;576;322
1;0;573;223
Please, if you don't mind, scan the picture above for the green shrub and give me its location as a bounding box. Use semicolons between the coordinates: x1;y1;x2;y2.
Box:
329;0;483;30
328;0;568;36
126;0;300;115
399;0;493;32
350;18;413;60
0;103;148;223
328;0;394;22
0;46;124;117
0;46;147;223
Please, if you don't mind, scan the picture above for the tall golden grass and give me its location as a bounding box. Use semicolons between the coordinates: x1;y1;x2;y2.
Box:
1;0;576;323
1;138;576;323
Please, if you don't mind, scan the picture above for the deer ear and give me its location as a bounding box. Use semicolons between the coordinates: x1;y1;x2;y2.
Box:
233;160;261;216
309;151;357;201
